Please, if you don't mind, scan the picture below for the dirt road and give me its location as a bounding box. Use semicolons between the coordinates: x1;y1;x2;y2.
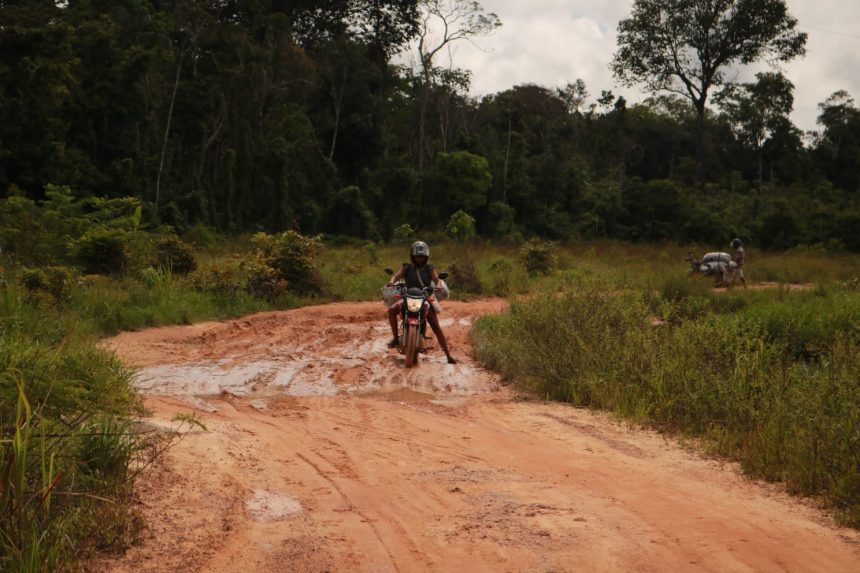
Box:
97;301;859;572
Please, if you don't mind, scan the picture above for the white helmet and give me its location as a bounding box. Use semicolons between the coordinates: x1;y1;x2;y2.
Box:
410;241;430;264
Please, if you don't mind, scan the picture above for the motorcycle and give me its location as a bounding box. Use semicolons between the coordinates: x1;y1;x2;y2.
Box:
383;268;449;368
686;251;738;287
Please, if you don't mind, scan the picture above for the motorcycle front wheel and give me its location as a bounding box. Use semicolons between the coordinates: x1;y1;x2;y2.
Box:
404;324;419;368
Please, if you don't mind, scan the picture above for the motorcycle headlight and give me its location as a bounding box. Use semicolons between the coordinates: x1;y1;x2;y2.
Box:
406;297;424;313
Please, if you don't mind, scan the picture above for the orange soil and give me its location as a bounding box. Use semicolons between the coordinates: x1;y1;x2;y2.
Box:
92;301;859;573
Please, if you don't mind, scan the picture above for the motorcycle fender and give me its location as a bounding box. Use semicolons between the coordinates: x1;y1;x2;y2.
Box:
407;317;419;326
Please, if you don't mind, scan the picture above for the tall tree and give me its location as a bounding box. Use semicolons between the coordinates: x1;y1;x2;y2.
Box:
611;0;806;166
718;72;795;184
0;0;77;195
413;0;500;170
815;91;860;192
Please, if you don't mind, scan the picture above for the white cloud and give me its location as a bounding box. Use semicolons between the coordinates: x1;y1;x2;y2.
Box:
402;0;860;132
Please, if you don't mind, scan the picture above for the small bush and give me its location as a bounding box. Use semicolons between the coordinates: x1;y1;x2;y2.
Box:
364;242;379;265
20;266;74;305
183;223;223;249
449;255;483;295
21;267;47;292
659;274;709;303
521;239;556;276
488;256;514;296
71;228;129;275
189;266;243;297
155;236;197;276
246;231;324;300
392;223;416;244
139;266;172;289
446;210;477;242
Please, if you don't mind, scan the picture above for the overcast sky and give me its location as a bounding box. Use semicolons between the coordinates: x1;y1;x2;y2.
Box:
403;0;860;132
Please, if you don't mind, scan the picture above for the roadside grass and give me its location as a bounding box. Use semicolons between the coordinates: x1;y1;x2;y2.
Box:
1;287;143;570
0;274;216;571
329;240;860;300
0;253;270;571
472;282;860;527
319;242;539;301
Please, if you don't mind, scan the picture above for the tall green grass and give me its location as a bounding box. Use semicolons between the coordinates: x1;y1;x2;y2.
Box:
319;239;860;301
0;379;146;572
473;285;860;526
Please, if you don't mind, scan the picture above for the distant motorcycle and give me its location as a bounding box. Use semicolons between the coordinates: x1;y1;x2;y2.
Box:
687;252;738;287
383;268;449;368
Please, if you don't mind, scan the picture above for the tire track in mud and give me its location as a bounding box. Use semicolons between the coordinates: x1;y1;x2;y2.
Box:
293;451;403;572
93;300;860;573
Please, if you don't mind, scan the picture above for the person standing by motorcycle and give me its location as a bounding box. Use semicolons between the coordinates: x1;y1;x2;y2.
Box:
386;241;458;364
731;238;747;289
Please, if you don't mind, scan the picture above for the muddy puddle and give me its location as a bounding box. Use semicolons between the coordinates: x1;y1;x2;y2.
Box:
134;356;493;400
124;302;501;406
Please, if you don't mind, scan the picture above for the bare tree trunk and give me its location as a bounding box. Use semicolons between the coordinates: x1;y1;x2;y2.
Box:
439;93;448;152
156;50;184;208
418;72;431;171
695;100;707;185
503;111;512;203
329;68;347;162
417;29;431;172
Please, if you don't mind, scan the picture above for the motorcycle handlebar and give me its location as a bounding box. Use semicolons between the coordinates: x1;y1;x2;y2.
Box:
388;282;437;295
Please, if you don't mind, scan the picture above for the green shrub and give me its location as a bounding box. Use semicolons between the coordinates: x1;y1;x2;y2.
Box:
20;267;47;292
486;202;518;239
659;274;711;303
189;266;243;297
155;236;197;276
521;239;556;276
392;223;416;244
182;223;223;249
449;255;483;295
652;274;715;322
246;231;324;300
71;228;129;275
20;266;74;306
79;417;139;487
324;186;376;239
364;242;380;265
446;210;477;242
139;266;172;289
0;320;142;570
488;256;514;296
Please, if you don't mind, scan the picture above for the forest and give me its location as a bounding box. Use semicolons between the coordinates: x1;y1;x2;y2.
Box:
3;0;860;252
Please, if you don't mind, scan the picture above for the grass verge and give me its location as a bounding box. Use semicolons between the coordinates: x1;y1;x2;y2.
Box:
472;284;860;527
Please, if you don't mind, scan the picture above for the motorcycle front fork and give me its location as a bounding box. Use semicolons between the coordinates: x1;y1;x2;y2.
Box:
400;315;427;347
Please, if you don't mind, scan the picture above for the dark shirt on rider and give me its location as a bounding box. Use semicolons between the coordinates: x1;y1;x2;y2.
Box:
402;263;434;289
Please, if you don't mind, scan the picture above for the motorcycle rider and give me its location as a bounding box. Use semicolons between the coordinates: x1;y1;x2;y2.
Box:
386;241;458;364
731;238;747;289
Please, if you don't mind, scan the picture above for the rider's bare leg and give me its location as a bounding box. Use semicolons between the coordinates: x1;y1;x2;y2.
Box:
426;309;457;364
387;304;400;346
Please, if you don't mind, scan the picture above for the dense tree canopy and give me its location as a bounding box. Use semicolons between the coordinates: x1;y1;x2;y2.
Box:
2;0;860;251
612;0;806;151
